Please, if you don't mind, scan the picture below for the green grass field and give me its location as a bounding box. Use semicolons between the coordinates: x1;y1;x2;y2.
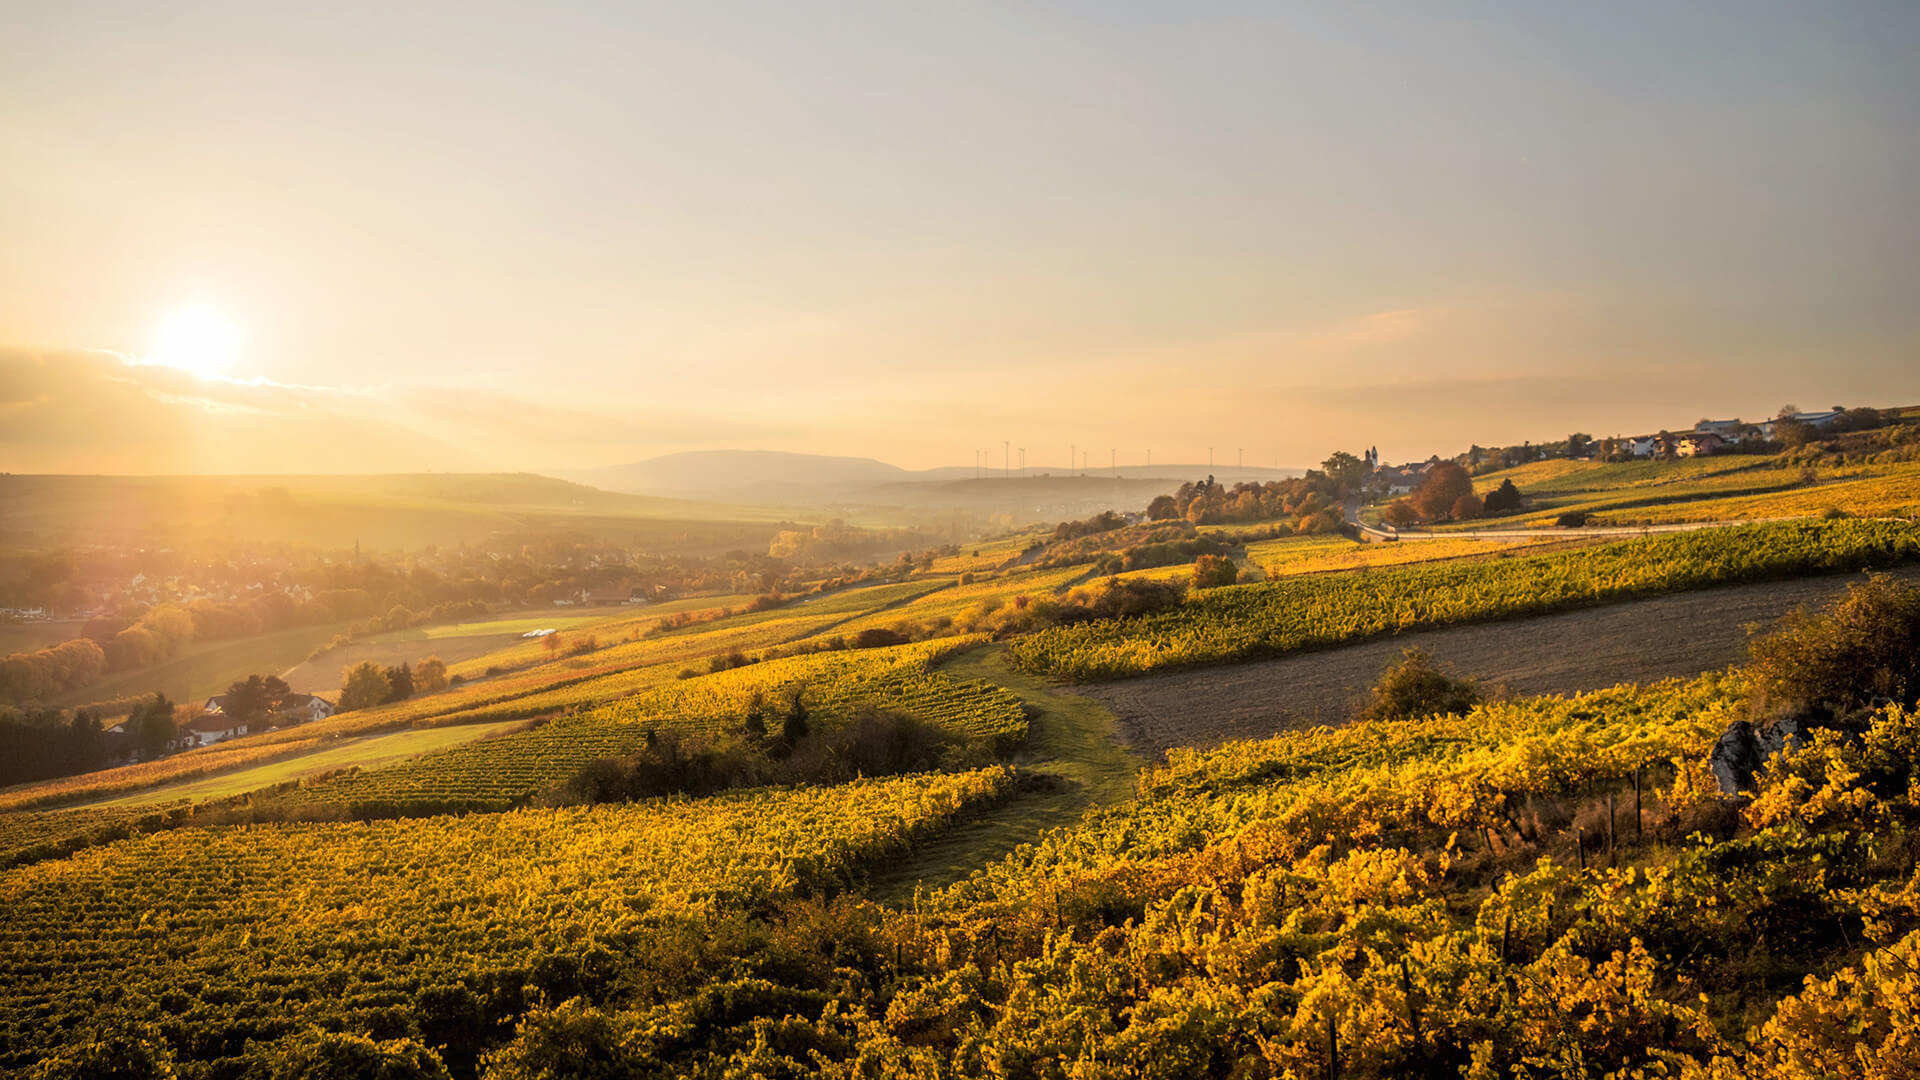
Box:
81;720;529;809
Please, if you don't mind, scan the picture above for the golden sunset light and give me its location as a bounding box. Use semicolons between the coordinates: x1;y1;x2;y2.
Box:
3;4;1918;1075
149;302;244;380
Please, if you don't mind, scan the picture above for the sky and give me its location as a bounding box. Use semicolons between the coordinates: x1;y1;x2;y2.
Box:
2;1;1916;474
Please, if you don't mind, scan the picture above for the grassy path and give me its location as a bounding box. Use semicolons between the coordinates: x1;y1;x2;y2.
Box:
864;643;1143;903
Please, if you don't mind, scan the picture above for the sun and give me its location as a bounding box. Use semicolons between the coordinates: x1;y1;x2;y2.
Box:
151;303;244;378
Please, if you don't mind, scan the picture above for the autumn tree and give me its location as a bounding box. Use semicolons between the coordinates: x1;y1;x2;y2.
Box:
1146;494;1180;521
1451;493;1485;520
415;656;449;694
1383;500;1419;528
1411;462;1473;520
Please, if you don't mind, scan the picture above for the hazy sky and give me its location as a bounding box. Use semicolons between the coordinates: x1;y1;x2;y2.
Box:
3;1;1916;473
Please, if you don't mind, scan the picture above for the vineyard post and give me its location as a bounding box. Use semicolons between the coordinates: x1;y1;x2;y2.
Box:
1328;1012;1340;1080
1400;956;1422;1056
1634;769;1643;837
1576;827;1586;872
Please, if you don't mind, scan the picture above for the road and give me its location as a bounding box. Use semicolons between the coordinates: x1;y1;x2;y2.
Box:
1340;496;1767;544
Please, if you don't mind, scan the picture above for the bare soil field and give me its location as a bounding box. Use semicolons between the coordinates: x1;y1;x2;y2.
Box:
1087;566;1920;757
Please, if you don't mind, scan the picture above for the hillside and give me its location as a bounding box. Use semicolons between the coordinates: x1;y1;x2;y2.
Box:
0;473;789;552
565;449;1304;514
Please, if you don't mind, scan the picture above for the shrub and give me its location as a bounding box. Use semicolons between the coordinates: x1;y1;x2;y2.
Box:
853;628;911;649
1556;510;1593;528
1357;647;1483;723
1192;554;1238;589
1748;573;1920;719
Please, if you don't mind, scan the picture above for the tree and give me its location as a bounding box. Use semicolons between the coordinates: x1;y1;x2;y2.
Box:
383;662;415;703
1146;494;1180;521
132;693;176;757
781;688;811;745
1383;500;1419;528
339;662;392;712
222;675;273;727
415;656;449;694
741;691;771;740
1411;462;1473;520
1775;418;1817;448
1319;450;1369;495
1451;493;1485;521
263;675;291;701
1565;433;1591;459
1483;478;1523;515
1192;554;1238;589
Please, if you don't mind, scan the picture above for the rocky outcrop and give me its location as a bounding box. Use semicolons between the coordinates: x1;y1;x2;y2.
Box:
1709;706;1880;795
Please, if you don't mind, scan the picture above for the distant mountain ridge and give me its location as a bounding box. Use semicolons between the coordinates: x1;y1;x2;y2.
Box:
563;450;1303;507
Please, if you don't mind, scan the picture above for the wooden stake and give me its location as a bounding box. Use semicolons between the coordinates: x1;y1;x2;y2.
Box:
1328;1013;1340;1080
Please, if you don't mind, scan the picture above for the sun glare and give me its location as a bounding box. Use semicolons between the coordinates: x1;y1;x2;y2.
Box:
151;303;243;378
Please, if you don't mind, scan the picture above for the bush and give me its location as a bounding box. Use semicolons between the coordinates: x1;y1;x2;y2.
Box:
853;628;910;649
1357;647;1483;723
250;1029;450;1080
550;709;981;803
1748;573;1920;719
1192;554;1238;589
1556;510;1593;528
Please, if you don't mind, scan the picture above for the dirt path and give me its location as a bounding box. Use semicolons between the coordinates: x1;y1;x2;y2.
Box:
1087;566;1920;758
863;644;1142;903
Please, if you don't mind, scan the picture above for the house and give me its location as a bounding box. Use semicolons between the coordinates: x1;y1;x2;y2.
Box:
1627;436;1659;459
1759;411;1843;439
185;713;248;747
1371;465;1426;496
1694;419;1745;439
1677;432;1725;457
274;693;334;725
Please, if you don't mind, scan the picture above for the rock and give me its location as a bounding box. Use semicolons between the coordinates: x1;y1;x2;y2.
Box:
1708;705;1884;795
1709;713;1807;795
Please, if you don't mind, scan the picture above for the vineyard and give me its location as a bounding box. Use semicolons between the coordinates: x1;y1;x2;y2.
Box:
12;666;1914;1076
1245;532;1572;577
250;638;1026;816
1460;457;1920;528
1008;518;1920;680
0;768;1014;1075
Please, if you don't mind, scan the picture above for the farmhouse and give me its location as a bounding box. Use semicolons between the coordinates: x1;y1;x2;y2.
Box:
275;693;335;725
185;713;248;747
